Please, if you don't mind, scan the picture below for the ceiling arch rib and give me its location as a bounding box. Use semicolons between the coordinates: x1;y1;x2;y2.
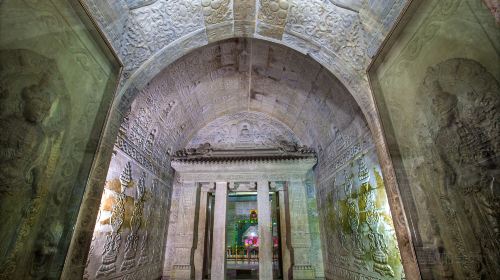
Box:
82;0;409;92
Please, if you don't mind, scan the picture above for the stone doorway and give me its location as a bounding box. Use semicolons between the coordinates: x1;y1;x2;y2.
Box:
225;191;284;280
170;145;317;279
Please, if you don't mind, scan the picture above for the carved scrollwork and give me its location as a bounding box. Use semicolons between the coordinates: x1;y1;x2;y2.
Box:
258;0;290;26
201;0;232;24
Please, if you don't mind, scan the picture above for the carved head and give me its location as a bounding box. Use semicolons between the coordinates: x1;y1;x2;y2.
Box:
21;84;53;123
430;82;458;127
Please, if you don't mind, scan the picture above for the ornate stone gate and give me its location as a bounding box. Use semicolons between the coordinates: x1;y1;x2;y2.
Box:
169;144;319;280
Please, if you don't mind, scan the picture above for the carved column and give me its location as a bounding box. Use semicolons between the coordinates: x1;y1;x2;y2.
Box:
172;181;198;279
211;182;227;279
257;180;273;280
288;179;315;279
194;183;212;280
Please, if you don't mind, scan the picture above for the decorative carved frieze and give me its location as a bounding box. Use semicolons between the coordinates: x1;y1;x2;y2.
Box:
201;0;233;25
286;0;369;71
171;147;315;184
258;0;290;26
187;111;301;150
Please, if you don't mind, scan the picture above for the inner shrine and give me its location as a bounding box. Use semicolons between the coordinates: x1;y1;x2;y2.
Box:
169;144;318;279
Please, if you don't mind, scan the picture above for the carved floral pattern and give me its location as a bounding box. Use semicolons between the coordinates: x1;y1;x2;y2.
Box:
258;0;290;26
286;0;368;70
201;0;233;25
118;0;204;72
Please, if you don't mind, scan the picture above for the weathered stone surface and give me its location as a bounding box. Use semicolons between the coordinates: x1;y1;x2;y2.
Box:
81;0;408;85
84;150;172;280
369;0;500;278
1;0;430;279
187;111;300;149
79;36;410;279
0;0;121;279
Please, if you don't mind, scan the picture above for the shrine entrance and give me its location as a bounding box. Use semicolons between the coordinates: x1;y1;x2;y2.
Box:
225;191;282;279
170;146;318;280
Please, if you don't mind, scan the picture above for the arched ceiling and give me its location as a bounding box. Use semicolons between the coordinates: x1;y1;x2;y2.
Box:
83;0;408;91
122;38;370;178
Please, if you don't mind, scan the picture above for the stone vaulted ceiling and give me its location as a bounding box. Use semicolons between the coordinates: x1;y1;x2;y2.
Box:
83;1;408;182
83;0;408;94
121;38;370;180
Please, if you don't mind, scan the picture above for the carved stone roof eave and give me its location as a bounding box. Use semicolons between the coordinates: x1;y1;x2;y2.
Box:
171;156;317;174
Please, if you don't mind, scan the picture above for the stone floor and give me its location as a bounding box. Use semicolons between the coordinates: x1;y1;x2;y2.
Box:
223;263;284;279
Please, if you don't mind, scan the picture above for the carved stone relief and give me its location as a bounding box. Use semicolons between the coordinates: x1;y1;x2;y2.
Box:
81;0;408;84
201;0;233;25
286;0;369;70
187;111;300;149
0;49;69;279
328;0;365;12
418;58;500;279
369;1;500;277
118;0;204;72
258;0;290;26
317;148;404;279
85;150;172;279
125;0;159;10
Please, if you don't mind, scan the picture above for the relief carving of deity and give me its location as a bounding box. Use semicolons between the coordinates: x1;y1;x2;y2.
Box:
0;49;66;278
423;58;500;279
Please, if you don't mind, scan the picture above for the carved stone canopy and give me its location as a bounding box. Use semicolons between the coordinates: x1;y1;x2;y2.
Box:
172;142;316;161
171;144;317;183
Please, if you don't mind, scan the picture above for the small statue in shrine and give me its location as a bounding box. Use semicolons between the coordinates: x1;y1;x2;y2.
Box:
249;209;257;222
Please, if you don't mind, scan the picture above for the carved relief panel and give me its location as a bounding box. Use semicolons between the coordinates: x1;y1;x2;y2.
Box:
369;1;500;278
85;149;172;279
187;111;300;149
317;147;404;279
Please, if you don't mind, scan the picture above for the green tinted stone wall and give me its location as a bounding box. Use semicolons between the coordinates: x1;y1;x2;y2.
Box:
0;0;120;278
317;140;404;279
369;0;499;278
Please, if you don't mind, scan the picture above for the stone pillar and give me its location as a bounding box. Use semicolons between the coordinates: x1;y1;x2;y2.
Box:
278;187;292;280
194;183;212;280
257;180;273;280
211;182;227;279
172;181;199;279
288;179;315;279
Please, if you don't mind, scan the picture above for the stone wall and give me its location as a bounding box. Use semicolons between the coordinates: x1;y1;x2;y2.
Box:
105;37;405;279
304;171;325;279
315;120;404;279
0;0;120;279
84;53;177;278
369;0;499;278
161;177;184;277
84;148;172;280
